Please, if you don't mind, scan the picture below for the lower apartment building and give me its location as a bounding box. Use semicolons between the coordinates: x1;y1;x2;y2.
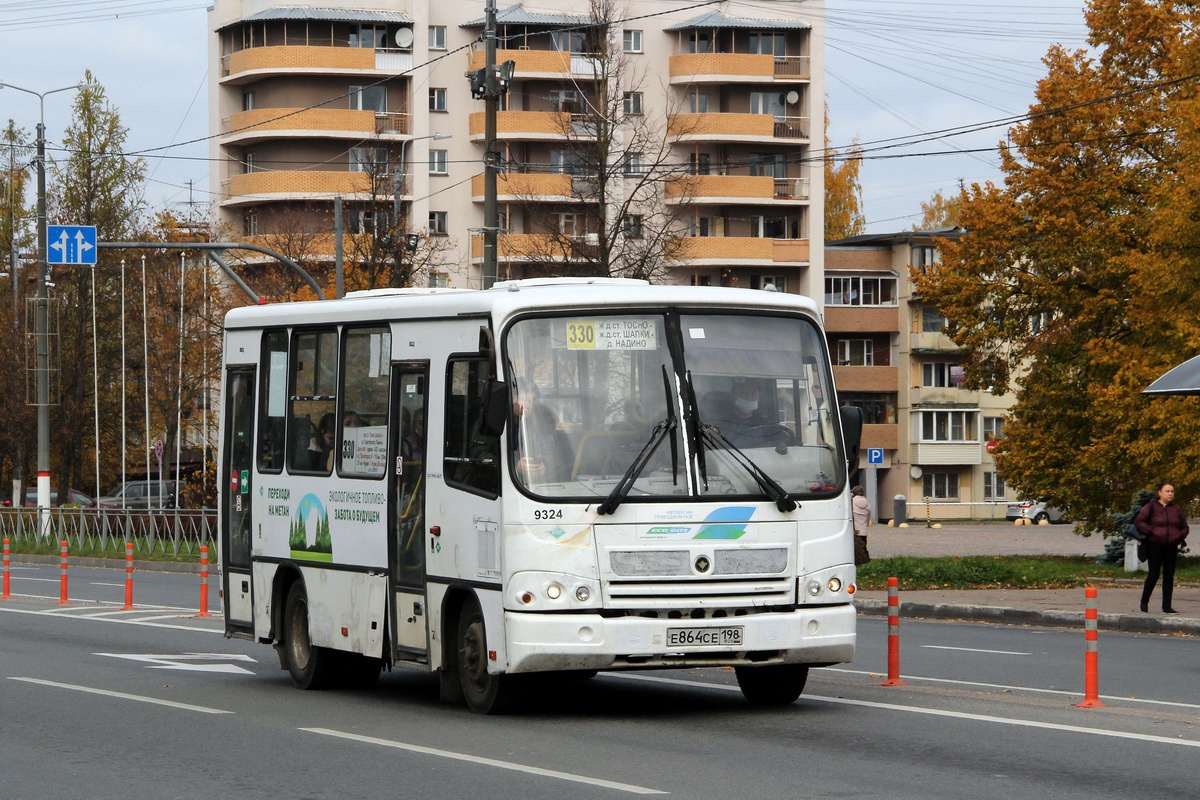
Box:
825;228;1016;522
208;0;825;298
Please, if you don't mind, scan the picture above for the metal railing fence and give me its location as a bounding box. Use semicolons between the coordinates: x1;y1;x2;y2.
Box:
0;508;216;557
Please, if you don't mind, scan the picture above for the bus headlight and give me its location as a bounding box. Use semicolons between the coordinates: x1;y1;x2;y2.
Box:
575;585;590;602
546;584;562;600
827;577;843;593
807;580;823;597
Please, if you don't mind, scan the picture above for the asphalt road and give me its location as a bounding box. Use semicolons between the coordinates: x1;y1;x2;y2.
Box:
1;563;1197;799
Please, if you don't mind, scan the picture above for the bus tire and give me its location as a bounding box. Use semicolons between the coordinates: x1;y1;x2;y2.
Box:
456;596;516;714
734;664;809;706
284;581;336;690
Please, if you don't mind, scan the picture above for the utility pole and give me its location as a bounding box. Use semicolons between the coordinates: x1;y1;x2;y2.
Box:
483;0;499;290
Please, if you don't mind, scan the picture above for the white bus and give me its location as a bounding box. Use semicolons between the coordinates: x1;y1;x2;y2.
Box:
219;278;862;713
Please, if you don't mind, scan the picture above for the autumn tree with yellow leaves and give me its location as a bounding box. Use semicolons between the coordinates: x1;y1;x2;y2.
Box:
914;0;1200;532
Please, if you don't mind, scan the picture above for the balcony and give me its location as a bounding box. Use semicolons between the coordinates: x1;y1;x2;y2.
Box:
910;331;962;354
910;386;980;406
913;442;983;466
671;237;809;264
824;306;900;333
467;49;602;79
224;171;373;205
669;53;811;83
665;175;809;204
470;233;602;262
469;110;588;141
832;366;898;393
221;46;412;82
669;113;809;143
471;172;575;202
860;424;898;451
221;109;410;144
241;233;372;258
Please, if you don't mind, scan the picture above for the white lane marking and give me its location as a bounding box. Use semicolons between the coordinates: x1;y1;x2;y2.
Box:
11;577;60;583
920;645;1031;655
302;727;668;795
0;605;221;634
91;582;126;587
822;668;1200;712
10;677;232;714
607;674;1200;748
96;652;256;674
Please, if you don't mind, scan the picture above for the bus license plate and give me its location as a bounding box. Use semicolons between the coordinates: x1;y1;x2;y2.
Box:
666;626;743;647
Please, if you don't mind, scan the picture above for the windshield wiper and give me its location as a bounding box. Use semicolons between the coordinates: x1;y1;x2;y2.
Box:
597;417;676;515
683;371;708;489
697;424;797;513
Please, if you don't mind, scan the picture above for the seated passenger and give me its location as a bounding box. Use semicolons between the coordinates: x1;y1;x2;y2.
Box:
514;392;573;483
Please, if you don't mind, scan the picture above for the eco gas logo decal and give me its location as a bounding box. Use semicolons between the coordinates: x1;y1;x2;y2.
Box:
289;493;332;560
643;506;755;540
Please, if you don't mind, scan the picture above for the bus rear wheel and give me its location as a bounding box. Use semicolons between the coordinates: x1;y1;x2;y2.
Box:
734;664;809;706
284;581;337;690
456;596;517;714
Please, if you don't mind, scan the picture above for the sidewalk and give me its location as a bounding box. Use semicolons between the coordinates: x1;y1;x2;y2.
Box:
856;522;1200;635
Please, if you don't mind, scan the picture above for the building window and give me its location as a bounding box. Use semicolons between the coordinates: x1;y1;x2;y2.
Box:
242;91;255;111
623;91;643;115
690;275;712;286
686;31;710;54
350;85;387;112
558;212;584;236
825;275;897;306
430;272;450;288
749;32;786;57
429;87;447;112
348;210;389;235
749;153;785;178
428;211;448;235
913;245;940;270
689;153;710;175
922;472;960;500
983;416;1005;441
243;152;257;173
429;25;446;50
351;24;387;49
921;306;948;333
429;149;447;175
688;217;713;237
749;92;784;116
837;339;874;366
623;30;643;53
350;147;388;173
921;362;965;388
750;275;786;291
920;410;977;442
243;213;258;236
623;214;643;239
689;94;709;114
983;471;1006;501
839;392;897;425
623;152;643;175
549;89;579;113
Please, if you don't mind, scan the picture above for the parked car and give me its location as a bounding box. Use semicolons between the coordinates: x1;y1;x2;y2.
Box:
1005;499;1067;523
22;487;95;508
96;480;185;510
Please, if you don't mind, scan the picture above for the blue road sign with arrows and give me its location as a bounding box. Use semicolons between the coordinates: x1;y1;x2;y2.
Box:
47;225;97;265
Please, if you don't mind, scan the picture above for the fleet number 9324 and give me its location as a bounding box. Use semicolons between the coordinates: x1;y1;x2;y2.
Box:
533;508;563;521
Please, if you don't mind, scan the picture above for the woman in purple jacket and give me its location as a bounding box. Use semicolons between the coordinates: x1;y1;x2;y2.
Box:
1134;482;1189;614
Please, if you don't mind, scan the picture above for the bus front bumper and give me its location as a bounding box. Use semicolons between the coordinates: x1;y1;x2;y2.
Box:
502;604;855;673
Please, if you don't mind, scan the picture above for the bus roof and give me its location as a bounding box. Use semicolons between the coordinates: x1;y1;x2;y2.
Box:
223;279;821;330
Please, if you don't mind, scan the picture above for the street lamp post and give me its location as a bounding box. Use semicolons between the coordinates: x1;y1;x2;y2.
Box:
393;132;452;236
0;80;85;530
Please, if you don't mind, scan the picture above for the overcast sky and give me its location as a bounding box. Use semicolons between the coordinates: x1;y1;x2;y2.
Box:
0;0;1088;233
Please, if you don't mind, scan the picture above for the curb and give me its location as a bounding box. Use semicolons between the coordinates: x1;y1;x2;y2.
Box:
855;599;1200;636
6;554;203;574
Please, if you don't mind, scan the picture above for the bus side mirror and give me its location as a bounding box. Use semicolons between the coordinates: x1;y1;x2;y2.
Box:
839;404;863;472
481;380;510;437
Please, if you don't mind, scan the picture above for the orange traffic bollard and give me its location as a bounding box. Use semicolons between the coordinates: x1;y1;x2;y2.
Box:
57;540;69;605
122;542;134;610
1076;587;1105;708
196;545;211;617
881;576;906;686
2;538;10;600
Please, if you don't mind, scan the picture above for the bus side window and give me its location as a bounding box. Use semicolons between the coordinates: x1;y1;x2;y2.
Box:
287;329;338;473
258;330;288;472
444;357;499;497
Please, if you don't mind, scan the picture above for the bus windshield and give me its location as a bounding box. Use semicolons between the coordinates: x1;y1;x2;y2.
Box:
505;311;842;502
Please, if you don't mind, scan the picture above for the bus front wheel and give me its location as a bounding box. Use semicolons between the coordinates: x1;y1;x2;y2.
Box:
284;581;337;690
456;596;517;714
734;664;809;706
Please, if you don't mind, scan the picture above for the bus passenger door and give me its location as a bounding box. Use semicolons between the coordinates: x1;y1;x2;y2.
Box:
222;367;255;636
389;363;429;660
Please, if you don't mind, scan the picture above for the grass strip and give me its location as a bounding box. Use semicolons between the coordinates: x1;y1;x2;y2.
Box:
857;555;1200;591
